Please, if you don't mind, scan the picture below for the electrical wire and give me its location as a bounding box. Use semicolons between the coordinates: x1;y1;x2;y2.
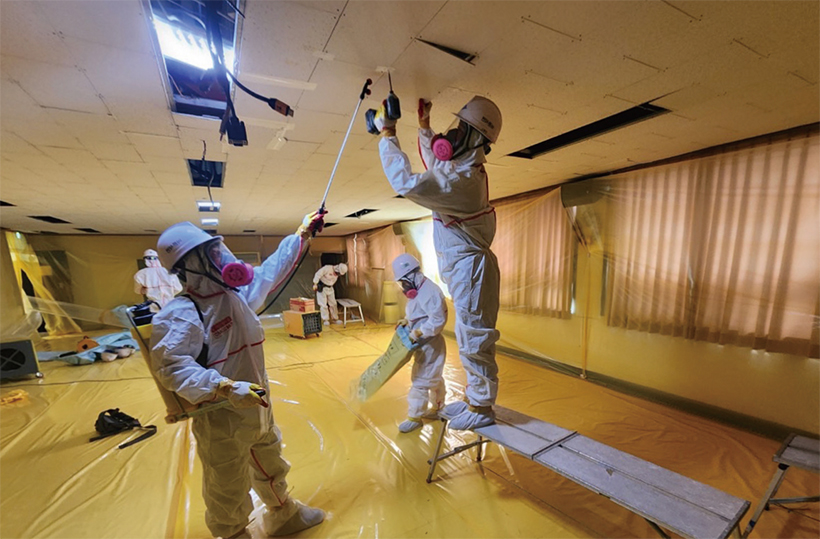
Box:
201;141;216;206
257;245;311;316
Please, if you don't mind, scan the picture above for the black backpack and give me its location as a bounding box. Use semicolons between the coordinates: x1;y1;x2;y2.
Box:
89;409;157;449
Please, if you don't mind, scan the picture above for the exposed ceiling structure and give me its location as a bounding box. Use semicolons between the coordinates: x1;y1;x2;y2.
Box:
1;1;817;236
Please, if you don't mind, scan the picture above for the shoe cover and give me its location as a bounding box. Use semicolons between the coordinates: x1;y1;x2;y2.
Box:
448;409;495;431
398;419;423;433
333;320;343;325
441;401;468;417
421;407;441;420
267;502;325;537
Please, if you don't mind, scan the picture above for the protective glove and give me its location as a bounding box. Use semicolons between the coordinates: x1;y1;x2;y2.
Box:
374;102;397;135
217;380;268;409
396;318;408;328
418;99;432;130
297;210;326;238
312;283;318;292
409;328;423;342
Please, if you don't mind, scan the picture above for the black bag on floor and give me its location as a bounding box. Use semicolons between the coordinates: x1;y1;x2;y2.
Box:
89;408;157;449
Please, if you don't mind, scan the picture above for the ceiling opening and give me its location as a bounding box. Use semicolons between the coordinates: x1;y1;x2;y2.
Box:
510;102;671;159
149;0;239;119
0;200;16;207
29;215;71;224
75;228;102;234
416;39;476;64
188;159;225;188
345;209;378;219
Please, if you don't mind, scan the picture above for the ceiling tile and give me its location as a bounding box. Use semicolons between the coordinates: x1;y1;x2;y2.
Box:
2;55;108;114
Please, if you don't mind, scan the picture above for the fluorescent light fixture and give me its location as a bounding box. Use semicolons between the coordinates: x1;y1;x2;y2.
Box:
153;18;235;71
201;218;219;226
197;201;222;212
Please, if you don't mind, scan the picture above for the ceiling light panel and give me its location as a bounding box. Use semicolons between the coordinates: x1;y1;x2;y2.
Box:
197;201;221;212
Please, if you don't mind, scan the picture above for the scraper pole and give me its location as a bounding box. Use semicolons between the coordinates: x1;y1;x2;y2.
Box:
319;78;373;214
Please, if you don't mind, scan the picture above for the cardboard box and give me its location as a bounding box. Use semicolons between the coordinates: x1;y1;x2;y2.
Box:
289;297;315;312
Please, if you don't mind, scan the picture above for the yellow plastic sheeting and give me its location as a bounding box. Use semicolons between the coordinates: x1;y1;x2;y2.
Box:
1;326;817;538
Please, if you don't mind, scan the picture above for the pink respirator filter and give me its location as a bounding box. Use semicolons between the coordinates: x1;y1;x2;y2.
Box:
431;136;454;161
222;262;254;287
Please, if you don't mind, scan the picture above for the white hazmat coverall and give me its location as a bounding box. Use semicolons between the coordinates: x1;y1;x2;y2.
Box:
313;265;340;323
379;130;501;412
405;276;448;422
134;257;182;307
150;235;308;538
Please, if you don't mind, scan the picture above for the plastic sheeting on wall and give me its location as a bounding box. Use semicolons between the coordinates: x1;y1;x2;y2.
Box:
345;226;406;322
4;231;81;336
0;231;328;340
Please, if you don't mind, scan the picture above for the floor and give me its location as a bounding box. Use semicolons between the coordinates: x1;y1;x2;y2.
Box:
1;322;817;538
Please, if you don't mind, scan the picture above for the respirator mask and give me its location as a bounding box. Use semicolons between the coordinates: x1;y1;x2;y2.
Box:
399;271;424;299
430;119;490;162
206;241;254;288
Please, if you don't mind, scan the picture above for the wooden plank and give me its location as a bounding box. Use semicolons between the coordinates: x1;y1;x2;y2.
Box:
536;446;738;539
495;406;575;443
561;435;747;522
777;435;820;472
473;422;554;459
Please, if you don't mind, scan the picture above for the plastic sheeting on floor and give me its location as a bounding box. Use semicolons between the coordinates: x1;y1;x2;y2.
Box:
1;325;817;539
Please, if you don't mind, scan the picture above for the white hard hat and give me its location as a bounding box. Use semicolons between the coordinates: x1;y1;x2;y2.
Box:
143;249;158;258
335;263;348;275
392;253;420;280
455;96;502;143
157;222;222;270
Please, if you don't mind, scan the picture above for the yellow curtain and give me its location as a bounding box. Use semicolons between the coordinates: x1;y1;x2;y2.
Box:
607;129;820;357
494;189;575;318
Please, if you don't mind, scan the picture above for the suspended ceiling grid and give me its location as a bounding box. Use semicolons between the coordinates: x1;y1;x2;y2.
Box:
0;0;817;236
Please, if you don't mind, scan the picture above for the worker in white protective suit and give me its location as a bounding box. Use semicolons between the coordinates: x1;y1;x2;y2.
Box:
312;263;347;325
374;95;502;431
392;253;448;434
150;212;326;539
133;248;182;307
